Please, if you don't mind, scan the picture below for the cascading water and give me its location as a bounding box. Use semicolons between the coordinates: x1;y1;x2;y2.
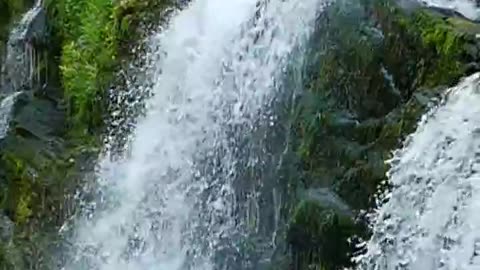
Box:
1;0;45;91
358;73;480;269
0;92;20;138
419;0;480;20
63;0;328;269
0;0;45;140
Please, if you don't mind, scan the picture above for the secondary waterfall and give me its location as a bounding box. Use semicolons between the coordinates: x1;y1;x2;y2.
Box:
358;73;480;269
0;0;45;139
2;0;45;91
419;0;480;19
0;92;19;139
63;0;328;269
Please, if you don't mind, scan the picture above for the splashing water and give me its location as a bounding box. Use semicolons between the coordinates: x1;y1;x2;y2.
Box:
358;73;480;270
0;92;20;139
2;0;45;90
420;0;480;20
63;0;328;269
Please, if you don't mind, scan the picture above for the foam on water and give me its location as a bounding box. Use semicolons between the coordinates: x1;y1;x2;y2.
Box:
358;73;480;270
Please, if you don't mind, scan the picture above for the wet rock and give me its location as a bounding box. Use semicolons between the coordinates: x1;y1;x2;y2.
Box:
286;0;480;268
464;44;479;60
8;4;47;46
0;213;14;243
287;199;357;269
3;2;48;93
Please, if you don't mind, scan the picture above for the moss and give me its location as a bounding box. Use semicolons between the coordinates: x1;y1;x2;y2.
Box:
0;0;35;31
42;0;117;139
0;245;15;270
411;11;465;86
2;153;33;226
287;200;356;269
41;0;176;143
286;0;477;268
0;0;175;268
295;0;476;206
373;1;474;88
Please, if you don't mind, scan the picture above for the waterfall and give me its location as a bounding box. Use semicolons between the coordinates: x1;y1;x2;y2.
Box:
0;92;20;139
1;0;46;91
0;0;45;139
419;0;480;20
358;73;480;269
63;0;328;269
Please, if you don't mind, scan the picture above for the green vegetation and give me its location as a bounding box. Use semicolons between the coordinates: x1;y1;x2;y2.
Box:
0;0;175;268
287;200;356;269
414;11;464;85
285;0;480;268
43;0;174;141
44;0;127;140
377;2;468;87
1;0;480;269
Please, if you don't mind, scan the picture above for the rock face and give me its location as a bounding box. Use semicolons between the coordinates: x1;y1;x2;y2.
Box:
0;0;176;269
0;0;479;269
3;1;47;92
0;1;93;269
283;0;480;269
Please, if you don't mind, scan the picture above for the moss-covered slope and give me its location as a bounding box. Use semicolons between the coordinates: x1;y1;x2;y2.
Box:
285;0;480;269
0;0;176;269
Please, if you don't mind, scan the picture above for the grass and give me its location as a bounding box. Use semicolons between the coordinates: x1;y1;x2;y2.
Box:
44;0;119;141
43;0;175;142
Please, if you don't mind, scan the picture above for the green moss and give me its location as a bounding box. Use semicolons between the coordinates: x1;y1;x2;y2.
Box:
42;0;116;139
41;0;176;142
0;245;15;270
374;0;471;88
0;152;39;227
285;0;477;268
0;0;175;268
413;11;465;86
287;200;356;269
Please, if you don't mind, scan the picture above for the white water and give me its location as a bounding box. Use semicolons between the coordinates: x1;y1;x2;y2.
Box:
2;0;44;90
420;0;480;20
359;73;480;269
0;92;20;138
64;0;327;269
0;1;42;139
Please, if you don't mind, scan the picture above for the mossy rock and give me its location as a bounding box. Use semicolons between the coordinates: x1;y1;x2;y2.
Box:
295;0;476;208
285;0;480;268
287;200;357;269
0;92;98;268
0;0;176;268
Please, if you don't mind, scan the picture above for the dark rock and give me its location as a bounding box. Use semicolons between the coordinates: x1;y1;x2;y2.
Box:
285;0;480;268
0;213;13;242
464;43;479;60
465;62;480;74
287;200;357;269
